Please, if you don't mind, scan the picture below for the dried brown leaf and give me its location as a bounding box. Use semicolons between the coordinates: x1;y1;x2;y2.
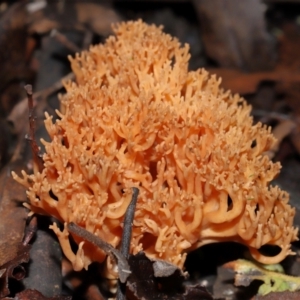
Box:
0;1;120;118
0;162;28;267
208;68;300;95
27;1;121;36
0;161;29;297
0;2;34;116
14;289;71;300
193;0;276;71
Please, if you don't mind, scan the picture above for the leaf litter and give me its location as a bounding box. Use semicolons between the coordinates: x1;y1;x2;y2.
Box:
1;1;300;299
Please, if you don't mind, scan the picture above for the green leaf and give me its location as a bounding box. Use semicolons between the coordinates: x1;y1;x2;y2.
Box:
224;259;300;296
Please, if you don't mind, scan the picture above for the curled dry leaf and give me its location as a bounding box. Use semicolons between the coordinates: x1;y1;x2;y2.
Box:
0;244;30;298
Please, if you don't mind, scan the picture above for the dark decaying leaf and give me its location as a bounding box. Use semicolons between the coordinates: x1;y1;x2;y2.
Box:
17;81;63;297
27;1;121;36
208;21;300;157
0;119;14;168
22;217;63;298
0;162;28;297
14;289;71;300
274;22;300;155
0;244;30;298
0;1;33;115
0;0;121;117
207;68;297;95
193;0;276;71
127;252;214;300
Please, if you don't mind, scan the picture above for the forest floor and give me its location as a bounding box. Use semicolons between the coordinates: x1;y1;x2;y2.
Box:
1;1;300;299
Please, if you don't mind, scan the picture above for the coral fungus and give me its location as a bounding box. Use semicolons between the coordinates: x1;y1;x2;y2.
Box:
13;20;298;274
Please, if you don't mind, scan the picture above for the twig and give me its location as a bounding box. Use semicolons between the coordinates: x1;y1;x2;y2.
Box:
120;187;139;259
22;216;38;246
24;84;44;173
117;187;139;300
68;188;139;299
8;72;74;128
8;73;74;163
82;29;94;50
51;29;81;53
252;109;291;123
67;223;131;284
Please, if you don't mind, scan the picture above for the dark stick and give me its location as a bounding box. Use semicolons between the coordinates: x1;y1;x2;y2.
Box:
51;29;81;53
24;84;44;172
120;187;139;259
22;216;38;246
67;223;131;283
117;187;139;300
68;187;139;298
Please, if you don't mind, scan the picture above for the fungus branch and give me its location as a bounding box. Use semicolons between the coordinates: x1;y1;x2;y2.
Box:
14;20;298;281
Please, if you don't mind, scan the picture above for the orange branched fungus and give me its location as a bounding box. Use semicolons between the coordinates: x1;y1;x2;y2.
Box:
13;20;298;274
